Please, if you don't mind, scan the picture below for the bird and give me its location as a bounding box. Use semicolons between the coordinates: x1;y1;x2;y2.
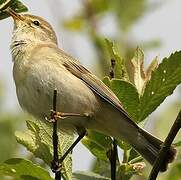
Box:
7;8;176;172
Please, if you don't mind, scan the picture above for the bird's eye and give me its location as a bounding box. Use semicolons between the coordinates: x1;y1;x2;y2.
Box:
33;20;40;26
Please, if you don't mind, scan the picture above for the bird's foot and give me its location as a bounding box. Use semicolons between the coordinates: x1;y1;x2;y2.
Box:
47;110;90;122
51;159;64;173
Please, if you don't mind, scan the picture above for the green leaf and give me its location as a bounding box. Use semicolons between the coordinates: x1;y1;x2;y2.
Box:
128;149;142;164
166;162;181;180
129;48;159;96
116;140;131;151
82;130;112;161
63;16;84;31
173;141;181;147
0;0;11;11
110;79;140;122
102;76;111;88
0;158;53;180
146;56;158;80
130;47;146;95
92;159;111;178
105;39;128;80
73;171;110;180
139;51;181;121
0;0;28;20
128;155;143;164
15;120;73;180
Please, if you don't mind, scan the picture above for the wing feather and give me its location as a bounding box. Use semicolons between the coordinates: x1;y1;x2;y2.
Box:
59;49;131;119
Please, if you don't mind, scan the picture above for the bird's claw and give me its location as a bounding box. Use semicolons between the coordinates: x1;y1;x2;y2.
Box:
46;110;93;123
51;160;62;173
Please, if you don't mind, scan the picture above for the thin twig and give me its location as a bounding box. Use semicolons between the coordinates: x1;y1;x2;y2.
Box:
109;59;118;180
110;139;118;180
51;89;61;180
148;110;181;180
109;59;116;79
59;129;86;164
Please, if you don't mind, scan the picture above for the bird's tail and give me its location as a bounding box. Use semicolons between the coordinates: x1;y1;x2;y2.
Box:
130;128;176;172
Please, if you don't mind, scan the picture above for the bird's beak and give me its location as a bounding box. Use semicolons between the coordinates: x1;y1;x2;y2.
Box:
5;8;24;21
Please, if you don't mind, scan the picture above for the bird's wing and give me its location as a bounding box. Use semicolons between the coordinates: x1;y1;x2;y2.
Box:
58;49;135;124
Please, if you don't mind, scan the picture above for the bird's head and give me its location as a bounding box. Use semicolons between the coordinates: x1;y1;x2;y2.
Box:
7;8;57;45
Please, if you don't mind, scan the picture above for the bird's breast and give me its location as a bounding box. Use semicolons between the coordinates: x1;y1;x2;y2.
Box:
13;58;99;131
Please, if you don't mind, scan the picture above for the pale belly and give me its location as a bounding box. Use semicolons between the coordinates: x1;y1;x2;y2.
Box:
14;62;99;132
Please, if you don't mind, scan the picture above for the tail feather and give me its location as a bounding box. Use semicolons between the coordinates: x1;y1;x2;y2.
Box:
132;128;176;172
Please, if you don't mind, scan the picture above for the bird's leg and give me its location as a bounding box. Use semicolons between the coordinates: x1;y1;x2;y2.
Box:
48;110;89;122
48;109;90;172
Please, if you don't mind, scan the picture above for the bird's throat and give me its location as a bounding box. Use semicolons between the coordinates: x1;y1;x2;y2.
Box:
11;39;28;62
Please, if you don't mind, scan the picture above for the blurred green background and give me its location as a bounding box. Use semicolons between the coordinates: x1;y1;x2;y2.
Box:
0;0;180;179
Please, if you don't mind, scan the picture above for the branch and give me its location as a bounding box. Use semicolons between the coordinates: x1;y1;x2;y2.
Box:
149;110;181;180
109;59;117;180
111;139;118;180
109;59;116;79
51;89;61;180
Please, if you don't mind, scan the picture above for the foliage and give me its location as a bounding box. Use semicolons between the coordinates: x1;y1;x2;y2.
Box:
139;51;181;121
0;0;180;180
0;0;27;20
15;120;74;180
82;130;112;161
102;44;181;123
82;43;181;179
62;0;161;74
0;158;53;180
166;162;181;180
